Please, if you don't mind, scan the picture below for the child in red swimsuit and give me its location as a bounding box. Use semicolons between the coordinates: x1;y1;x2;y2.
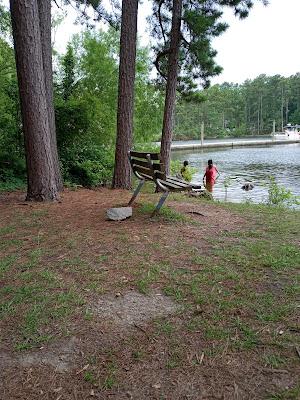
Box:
203;159;219;192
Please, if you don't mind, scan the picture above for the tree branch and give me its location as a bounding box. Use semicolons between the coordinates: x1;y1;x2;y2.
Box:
52;0;61;9
158;0;167;45
154;48;171;80
180;33;190;47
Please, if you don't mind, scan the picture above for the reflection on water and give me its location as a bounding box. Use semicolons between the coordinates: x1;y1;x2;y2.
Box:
172;143;300;205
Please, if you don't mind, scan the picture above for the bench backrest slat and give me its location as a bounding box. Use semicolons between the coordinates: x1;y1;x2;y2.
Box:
129;151;166;182
131;158;158;170
132;164;153;178
130;151;161;161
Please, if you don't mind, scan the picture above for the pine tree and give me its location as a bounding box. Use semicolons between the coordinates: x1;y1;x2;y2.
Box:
151;0;267;173
112;0;138;189
62;44;76;100
10;0;60;201
38;0;63;191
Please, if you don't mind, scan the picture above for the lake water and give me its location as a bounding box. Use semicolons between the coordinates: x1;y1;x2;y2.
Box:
172;142;300;205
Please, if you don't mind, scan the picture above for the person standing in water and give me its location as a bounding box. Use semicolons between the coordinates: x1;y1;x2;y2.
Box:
180;160;192;182
203;159;219;192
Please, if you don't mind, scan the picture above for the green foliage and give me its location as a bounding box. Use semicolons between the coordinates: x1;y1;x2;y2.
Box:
267;176;300;207
0;151;26;189
61;143;114;187
151;0;261;97
0;19;24;190
53;29;164;187
69;156;114;187
61;44;75;100
174;73;300;139
55;98;91;150
0;18;165;190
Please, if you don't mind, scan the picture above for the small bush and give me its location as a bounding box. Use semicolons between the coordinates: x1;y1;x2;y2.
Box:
69;159;112;187
267;176;299;207
0;151;26;190
63;144;114;187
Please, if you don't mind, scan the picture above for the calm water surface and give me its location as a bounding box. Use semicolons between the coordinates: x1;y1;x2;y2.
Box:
172;143;300;205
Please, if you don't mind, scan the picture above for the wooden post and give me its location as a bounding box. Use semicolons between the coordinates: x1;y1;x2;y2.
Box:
272;120;276;140
201;121;204;146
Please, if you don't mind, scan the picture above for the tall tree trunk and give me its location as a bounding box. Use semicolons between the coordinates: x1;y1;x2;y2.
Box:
112;0;138;189
10;0;59;201
160;0;182;175
38;0;63;191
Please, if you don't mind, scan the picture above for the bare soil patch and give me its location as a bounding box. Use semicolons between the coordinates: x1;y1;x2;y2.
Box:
92;291;180;329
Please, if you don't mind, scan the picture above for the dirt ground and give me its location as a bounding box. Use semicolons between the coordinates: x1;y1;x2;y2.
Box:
0;188;299;400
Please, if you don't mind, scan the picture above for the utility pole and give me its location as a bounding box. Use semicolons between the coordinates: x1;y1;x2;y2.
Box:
260;94;263;133
201;121;204;146
257;104;260;135
272;120;276;140
281;86;284;132
285;98;289;125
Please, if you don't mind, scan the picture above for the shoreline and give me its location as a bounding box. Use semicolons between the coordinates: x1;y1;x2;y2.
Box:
171;138;300;151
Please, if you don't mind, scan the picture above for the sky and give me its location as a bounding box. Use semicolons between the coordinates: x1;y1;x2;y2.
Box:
5;0;300;85
211;0;300;84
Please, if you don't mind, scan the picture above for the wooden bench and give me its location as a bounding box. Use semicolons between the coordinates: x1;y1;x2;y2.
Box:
128;151;204;216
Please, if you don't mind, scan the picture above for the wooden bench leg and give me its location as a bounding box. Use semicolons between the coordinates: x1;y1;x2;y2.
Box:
128;179;145;206
151;191;169;217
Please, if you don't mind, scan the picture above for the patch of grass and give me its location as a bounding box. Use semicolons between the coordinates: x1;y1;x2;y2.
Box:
0;238;23;251
136;279;149;294
31;209;49;218
136;264;164;294
139;203;188;222
262;245;300;271
233;319;258;349
0;300;16;319
155;320;174;336
84;371;96;383
0;255;17;276
102;361;117;389
0;225;16;235
202;322;229;341
256;293;293;323
50;289;85;319
284;282;300;295
1;285;40;319
166;354;180;369
39;269;59;283
96;255;108;263
20;248;43;270
163;285;184;301
263;354;286;368
4;284;85;349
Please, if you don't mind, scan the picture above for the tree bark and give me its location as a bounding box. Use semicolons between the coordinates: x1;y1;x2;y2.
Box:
160;0;182;175
112;0;138;189
38;0;63;191
10;0;59;201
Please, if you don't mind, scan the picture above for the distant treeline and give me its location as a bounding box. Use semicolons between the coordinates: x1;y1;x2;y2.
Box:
174;74;300;139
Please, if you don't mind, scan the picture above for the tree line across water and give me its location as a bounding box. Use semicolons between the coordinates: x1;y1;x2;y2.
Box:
174;74;300;140
0;0;285;199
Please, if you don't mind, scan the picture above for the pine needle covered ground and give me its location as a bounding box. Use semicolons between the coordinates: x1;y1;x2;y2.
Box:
0;188;299;399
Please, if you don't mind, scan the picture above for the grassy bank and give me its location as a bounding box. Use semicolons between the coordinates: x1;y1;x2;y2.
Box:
0;188;299;399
